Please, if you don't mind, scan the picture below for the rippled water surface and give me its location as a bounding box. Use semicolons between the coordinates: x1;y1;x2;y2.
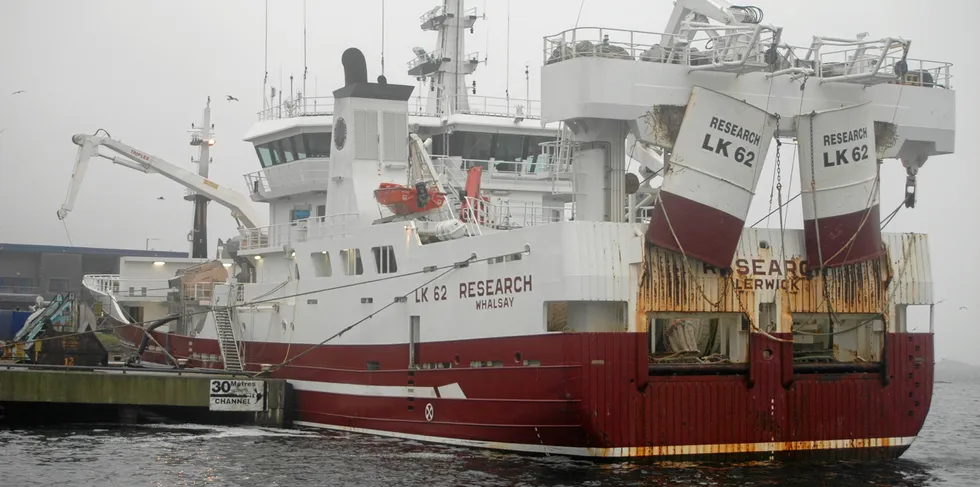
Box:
0;382;977;487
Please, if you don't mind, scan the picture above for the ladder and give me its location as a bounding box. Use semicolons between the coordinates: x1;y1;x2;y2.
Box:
434;156;467;214
212;307;243;372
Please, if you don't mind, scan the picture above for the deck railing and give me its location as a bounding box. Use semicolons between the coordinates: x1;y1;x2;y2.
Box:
239;213;359;252
82;275;174;299
462;197;572;231
543;26;953;87
258;93;541;121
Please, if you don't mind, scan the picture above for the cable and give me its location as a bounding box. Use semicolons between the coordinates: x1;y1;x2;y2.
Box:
61;220;73;246
4;249;519;351
750;192;802;228
574;0;586;28
255;254;477;376
880;200;904;230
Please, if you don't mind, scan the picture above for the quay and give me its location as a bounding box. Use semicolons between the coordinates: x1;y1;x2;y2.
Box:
0;364;291;427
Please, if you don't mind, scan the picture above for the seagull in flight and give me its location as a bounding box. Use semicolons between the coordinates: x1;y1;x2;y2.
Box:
226;95;239;102
11;90;25;95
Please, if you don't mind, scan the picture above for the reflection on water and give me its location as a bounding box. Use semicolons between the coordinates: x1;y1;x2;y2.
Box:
0;382;975;487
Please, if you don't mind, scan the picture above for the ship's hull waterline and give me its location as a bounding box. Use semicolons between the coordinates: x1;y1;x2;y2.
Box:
119;326;933;461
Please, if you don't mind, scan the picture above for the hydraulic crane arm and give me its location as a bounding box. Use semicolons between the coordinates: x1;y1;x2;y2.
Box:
661;0;765;48
57;133;264;229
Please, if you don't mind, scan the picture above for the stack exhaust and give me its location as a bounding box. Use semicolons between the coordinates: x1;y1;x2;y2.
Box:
796;103;888;269
642;86;778;269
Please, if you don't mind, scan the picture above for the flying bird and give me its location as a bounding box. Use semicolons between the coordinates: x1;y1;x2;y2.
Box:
960;306;968;310
157;196;165;200
11;90;25;95
226;95;239;102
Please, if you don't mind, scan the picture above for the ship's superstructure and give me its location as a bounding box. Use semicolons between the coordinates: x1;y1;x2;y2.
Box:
73;0;954;461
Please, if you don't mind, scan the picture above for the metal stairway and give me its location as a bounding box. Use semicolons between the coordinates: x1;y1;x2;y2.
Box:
434;156;468;214
212;307;243;372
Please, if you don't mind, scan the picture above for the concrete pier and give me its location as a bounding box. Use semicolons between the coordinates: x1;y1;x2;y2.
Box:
0;364;291;427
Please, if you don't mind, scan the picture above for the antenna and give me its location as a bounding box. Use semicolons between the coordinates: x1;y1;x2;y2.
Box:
381;0;386;76
483;0;489;65
525;63;529;112
263;0;269;110
303;0;308;111
506;0;511;106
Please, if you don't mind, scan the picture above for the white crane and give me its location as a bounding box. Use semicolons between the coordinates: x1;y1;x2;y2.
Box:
57;133;264;230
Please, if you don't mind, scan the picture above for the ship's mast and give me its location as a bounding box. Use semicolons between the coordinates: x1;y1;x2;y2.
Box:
409;0;481;116
186;97;215;259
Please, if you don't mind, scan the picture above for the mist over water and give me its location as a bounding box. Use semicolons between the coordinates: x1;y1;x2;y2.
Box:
0;382;976;486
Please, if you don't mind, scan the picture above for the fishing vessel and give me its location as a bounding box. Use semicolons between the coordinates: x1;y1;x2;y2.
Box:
79;0;953;461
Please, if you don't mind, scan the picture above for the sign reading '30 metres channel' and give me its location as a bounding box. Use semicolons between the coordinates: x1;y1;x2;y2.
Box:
208;379;267;412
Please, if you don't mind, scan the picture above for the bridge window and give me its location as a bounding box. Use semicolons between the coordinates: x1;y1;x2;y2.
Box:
280;137;297;162
495;134;524;162
293;135;307;159
253;132;331;168
446;131;556;164
256;145;277;167
305;133;331;158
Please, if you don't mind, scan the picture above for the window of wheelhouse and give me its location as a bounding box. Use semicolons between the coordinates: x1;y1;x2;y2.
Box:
294;134;308;159
280;137;297;163
256;144;278;167
253;132;331;168
305;133;331;158
445;131;557;170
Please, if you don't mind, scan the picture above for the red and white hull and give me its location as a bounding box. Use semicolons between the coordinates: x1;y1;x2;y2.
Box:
120;326;933;460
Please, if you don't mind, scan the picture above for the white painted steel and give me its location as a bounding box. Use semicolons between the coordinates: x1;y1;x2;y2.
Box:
657;86;777;219
797;102;881;220
540;55;954;163
881;233;934;305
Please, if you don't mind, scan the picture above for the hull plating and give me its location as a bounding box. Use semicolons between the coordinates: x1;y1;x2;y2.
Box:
803;205;885;267
646;191;746;269
120;327;933;460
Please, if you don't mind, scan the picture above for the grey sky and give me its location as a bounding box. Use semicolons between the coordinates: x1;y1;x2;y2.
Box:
0;0;975;361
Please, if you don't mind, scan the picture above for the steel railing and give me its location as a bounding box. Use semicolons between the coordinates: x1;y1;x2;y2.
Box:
258;93;542;121
238;213;359;252
543;26;953;88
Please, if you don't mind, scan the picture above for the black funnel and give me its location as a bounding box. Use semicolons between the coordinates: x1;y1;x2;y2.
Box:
342;48;368;86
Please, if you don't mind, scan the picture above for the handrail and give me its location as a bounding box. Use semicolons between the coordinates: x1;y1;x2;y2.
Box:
82;275;174;300
463;196;572;231
258;94;542;121
542;26;953;88
238;213;359;251
433;157;574;186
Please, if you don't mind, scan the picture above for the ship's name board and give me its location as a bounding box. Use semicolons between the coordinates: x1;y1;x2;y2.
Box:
700;116;761;168
821;127;871;167
463;275;532;310
413;275;532;311
704;258;808;292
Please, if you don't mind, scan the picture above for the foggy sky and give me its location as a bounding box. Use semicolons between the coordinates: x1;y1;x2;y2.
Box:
0;0;975;362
